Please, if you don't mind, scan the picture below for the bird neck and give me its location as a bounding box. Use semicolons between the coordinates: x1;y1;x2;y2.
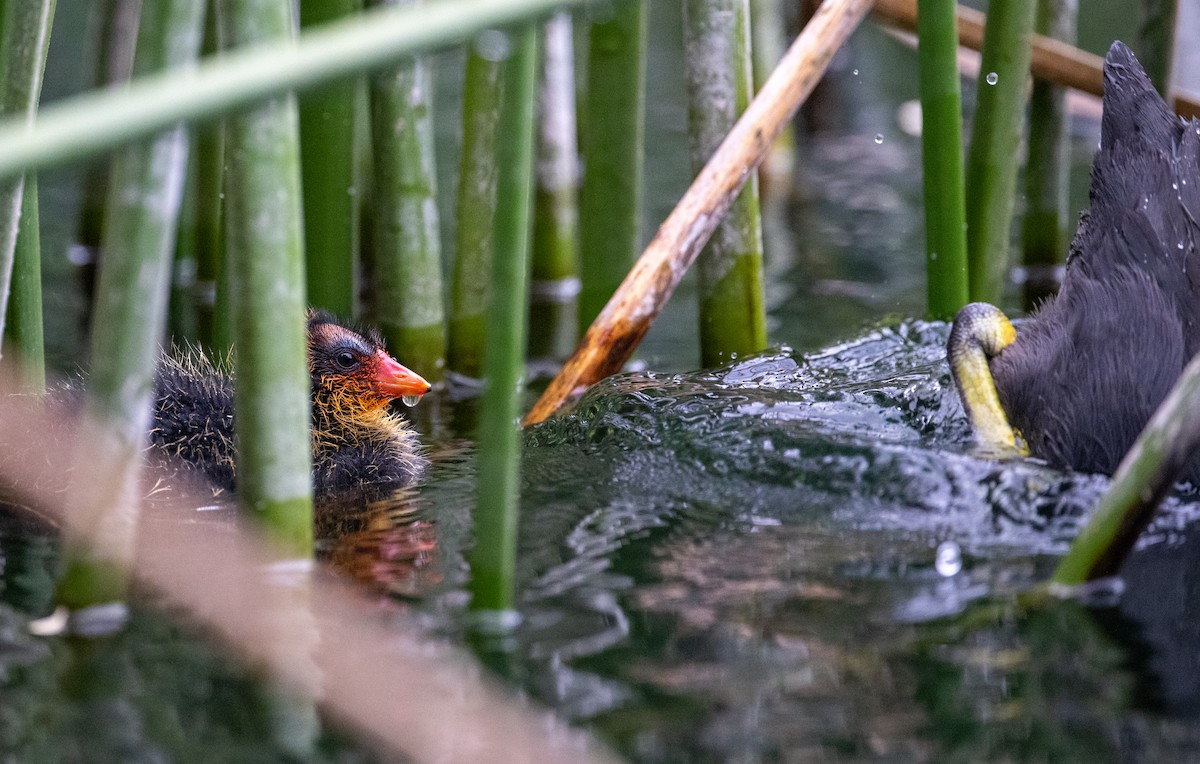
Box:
311;388;411;450
947;302;1029;456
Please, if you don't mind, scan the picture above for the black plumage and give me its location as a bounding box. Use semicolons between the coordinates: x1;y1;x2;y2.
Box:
150;311;429;496
152;352;238;492
990;41;1200;475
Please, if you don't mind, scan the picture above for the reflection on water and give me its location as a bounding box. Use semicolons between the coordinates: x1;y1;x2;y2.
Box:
316;488;442;598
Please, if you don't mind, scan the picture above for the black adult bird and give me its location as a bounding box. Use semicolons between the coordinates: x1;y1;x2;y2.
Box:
151;310;431;495
949;41;1200;476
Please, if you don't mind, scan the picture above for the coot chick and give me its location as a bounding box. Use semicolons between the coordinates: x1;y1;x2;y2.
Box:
948;42;1200;476
152;310;431;495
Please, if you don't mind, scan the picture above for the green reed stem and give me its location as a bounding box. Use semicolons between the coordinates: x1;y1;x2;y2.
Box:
299;0;361;318
199;3;232;356
75;0;138;300
750;0;784;88
578;0;646;329
0;0;54;355
964;0;1037;304
685;0;766;366
368;0;446;382
1021;0;1076;309
172;2;225;350
57;0;202;611
448;45;504;381
5;175;45;392
173;10;226;353
529;13;580;364
218;0;313;557
748;0;794;186
917;0;969;320
471;25;538;616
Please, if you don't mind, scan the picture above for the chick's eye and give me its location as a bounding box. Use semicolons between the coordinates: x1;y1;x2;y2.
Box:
334;350;358;370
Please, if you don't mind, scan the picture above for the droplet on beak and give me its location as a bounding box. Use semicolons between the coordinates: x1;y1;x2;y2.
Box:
401;394;422;408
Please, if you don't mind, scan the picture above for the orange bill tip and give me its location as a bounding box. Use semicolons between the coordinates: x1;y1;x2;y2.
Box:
373;351;431;400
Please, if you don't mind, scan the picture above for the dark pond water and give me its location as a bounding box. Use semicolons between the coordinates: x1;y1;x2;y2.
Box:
376;320;1199;763
10;321;1200;761
5;4;1200;763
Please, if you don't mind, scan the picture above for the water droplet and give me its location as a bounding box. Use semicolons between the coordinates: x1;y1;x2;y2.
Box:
874;133;884;144
1179;242;1186;250
985;72;998;85
929;251;938;261
852;68;859;76
401;394;422;407
935;541;962;577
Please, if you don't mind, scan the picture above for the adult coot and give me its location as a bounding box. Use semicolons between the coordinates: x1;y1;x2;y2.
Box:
949;41;1200;475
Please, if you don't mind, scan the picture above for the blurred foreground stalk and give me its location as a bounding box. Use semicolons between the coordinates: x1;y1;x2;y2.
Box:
58;0;201;614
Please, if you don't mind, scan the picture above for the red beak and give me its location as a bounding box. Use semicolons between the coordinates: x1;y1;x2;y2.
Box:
372;350;432;399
